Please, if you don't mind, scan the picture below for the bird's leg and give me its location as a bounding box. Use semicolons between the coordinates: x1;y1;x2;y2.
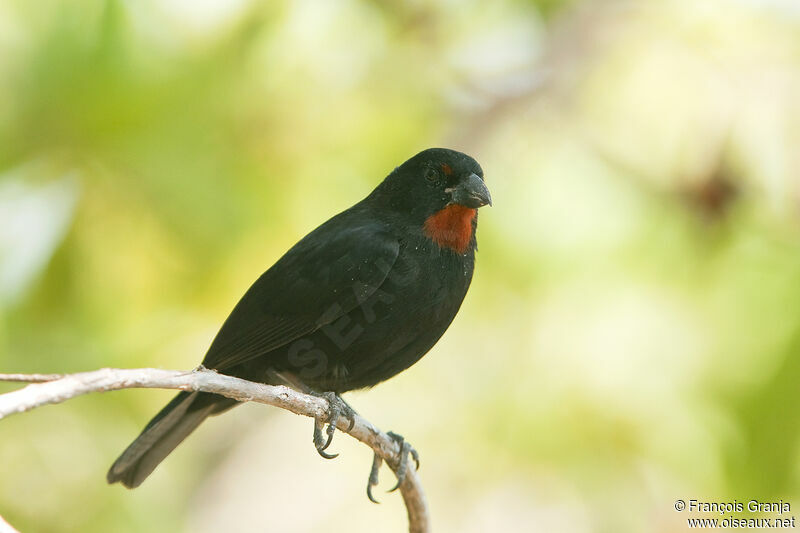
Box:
311;392;356;459
365;431;421;503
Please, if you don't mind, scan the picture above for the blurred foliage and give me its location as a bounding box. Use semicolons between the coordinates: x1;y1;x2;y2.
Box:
1;0;800;532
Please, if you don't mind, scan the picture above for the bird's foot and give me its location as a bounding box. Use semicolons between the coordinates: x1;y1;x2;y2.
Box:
386;431;420;492
311;392;356;459
366;431;420;504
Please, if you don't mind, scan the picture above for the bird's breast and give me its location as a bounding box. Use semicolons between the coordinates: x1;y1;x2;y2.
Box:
423;205;477;254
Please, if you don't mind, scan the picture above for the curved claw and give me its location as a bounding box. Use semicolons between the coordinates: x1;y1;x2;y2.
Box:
319;425;336;452
313;418;338;459
367;483;380;504
318;449;339;460
367;453;382;504
311;392;356;459
313;423;339;459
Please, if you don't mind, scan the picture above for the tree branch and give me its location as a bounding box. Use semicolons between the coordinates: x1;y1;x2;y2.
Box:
0;372;66;383
0;513;20;533
0;368;430;533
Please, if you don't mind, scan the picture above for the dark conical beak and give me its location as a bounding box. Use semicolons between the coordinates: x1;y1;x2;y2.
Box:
451;173;492;208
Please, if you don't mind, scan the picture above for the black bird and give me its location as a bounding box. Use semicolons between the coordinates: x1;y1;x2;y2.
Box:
107;148;491;492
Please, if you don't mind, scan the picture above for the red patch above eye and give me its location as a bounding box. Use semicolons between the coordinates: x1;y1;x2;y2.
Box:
423;205;477;254
441;163;453;176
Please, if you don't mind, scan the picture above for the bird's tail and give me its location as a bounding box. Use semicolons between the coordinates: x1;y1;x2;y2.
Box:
107;391;237;488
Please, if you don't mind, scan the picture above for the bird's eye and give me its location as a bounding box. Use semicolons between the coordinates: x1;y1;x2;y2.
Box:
425;168;438;182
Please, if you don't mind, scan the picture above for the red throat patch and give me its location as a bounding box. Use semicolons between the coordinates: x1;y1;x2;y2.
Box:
423;204;477;254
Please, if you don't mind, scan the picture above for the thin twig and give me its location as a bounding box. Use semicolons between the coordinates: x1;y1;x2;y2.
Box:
0;368;430;533
0;514;20;533
0;373;64;383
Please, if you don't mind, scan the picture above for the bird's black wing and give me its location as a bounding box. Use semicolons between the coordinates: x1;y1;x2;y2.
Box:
202;217;399;371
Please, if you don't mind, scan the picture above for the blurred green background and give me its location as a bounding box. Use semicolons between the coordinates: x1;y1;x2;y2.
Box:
1;0;800;531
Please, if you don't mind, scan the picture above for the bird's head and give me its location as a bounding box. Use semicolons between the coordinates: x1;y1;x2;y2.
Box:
371;148;491;253
374;148;490;216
